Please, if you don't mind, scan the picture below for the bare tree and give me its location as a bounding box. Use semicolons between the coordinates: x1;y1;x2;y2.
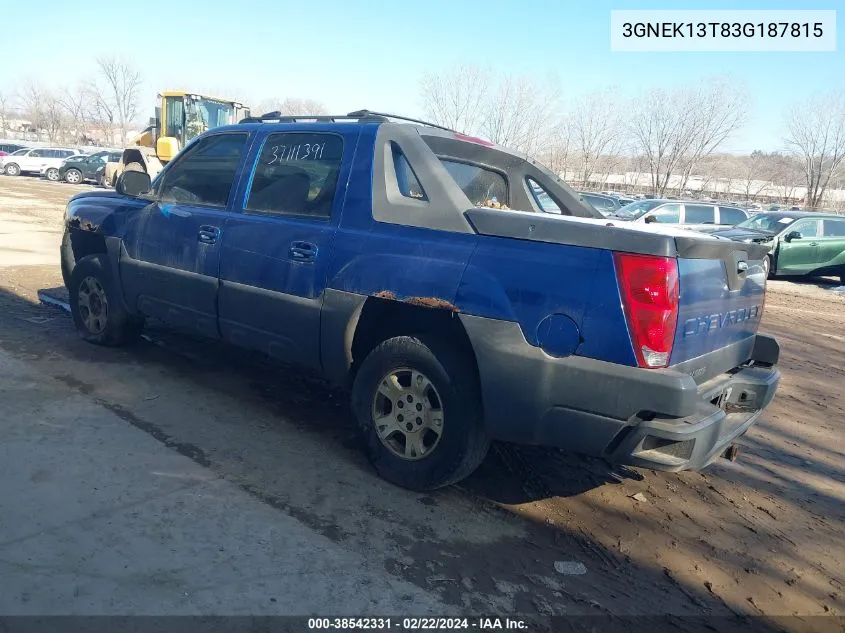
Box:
570;90;624;186
537;119;573;176
629;79;747;196
419;64;491;134
59;84;95;144
257;97;328;116
0;91;10;134
676;79;748;191
90;57;141;145
738;151;782;202
480;74;558;158
785;92;845;209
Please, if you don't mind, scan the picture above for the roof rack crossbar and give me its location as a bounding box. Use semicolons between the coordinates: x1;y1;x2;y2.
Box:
239;109;456;132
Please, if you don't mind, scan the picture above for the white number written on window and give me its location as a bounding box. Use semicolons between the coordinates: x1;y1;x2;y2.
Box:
267;143;327;164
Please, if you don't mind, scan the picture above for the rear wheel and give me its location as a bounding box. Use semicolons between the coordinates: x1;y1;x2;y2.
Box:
45;167;60;182
351;334;489;491
5;163;20;176
69;255;143;346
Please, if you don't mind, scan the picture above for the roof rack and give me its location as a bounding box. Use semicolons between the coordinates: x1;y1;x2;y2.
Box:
240;109;456;132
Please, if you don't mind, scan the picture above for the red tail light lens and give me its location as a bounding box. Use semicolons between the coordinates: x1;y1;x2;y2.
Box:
613;253;680;369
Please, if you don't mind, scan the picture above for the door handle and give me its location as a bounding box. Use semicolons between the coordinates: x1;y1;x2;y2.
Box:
809;241;818;246
198;225;221;244
288;241;317;261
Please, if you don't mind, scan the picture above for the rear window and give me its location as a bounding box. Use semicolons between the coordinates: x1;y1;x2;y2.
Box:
683;204;715;224
822;218;845;237
439;159;508;208
719;206;747;225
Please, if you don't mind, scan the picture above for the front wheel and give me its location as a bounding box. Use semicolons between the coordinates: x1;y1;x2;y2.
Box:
45;167;60;182
351;334;489;491
763;255;773;279
69;254;143;346
64;168;83;184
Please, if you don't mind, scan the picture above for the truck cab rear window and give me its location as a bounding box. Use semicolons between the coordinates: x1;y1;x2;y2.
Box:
438;159;508;209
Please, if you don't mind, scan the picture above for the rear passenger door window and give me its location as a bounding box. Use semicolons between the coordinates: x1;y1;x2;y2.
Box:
683;204;716;225
647;203;681;224
439;159;508;208
157;133;249;207
245;132;344;219
822;219;845;237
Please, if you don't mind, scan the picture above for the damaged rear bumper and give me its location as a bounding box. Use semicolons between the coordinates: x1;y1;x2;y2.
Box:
460;314;780;472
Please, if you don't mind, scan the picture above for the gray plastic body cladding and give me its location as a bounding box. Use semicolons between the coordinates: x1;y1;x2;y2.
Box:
465;208;773;261
419;131;602;219
460;314;780;467
370;124;475;233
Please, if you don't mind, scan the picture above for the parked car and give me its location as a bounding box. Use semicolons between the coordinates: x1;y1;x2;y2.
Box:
577;191;634;219
60;112;780;491
48;150;122;184
1;147;79;176
711;211;845;282
0;142;28;155
626;201;748;232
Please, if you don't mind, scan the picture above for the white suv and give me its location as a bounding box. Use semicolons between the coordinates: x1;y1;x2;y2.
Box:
1;147;79;177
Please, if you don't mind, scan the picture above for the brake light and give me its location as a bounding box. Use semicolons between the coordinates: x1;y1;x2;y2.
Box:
614;253;680;369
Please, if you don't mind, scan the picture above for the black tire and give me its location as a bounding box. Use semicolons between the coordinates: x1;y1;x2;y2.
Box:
69;254;143;346
765;254;774;279
64;168;83;184
60;229;75;290
351;334;489;491
45;167;60;182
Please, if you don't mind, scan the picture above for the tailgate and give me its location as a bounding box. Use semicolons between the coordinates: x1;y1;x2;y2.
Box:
669;237;769;372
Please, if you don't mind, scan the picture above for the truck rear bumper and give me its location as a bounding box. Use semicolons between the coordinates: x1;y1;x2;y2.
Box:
460;315;780;472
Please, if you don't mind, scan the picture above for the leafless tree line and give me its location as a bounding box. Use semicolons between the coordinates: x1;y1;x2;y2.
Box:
0;58;141;147
419;65;845;208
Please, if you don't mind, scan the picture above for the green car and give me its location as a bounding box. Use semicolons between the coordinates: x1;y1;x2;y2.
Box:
712;211;845;283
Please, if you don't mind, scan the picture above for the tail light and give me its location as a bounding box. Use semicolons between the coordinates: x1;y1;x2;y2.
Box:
614;253;680;369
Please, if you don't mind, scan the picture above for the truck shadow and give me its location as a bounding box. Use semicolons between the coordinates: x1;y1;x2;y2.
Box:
0;285;840;622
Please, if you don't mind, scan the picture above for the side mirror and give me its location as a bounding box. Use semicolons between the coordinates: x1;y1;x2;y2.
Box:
784;230;801;242
116;170;151;197
644;215;658;224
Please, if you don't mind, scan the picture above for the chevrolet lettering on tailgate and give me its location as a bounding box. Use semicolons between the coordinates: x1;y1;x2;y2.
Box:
683;305;762;337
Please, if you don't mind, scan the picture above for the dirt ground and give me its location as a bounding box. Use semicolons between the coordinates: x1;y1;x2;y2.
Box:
0;174;843;629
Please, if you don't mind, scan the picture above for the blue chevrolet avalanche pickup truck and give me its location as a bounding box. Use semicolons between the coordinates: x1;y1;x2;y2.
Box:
60;110;781;491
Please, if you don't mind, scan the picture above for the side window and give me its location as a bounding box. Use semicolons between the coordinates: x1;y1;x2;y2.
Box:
391;143;426;200
683;204;716;224
719;206;747;225
791;221;819;238
157;133;249;208
439;159;508;208
245;132;343;219
109;152;121;162
822;219;845;237
527;178;561;213
648;203;681;224
29;149;43;158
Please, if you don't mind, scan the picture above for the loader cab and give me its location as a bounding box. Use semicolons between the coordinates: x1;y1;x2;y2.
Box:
156;92;247;164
